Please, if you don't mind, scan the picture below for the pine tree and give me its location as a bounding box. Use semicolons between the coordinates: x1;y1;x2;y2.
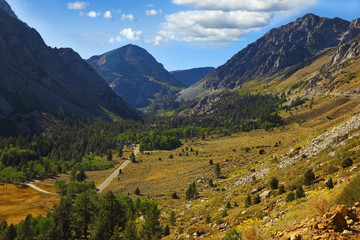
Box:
304;169;315;185
270;177;279;189
16;214;33;240
123;219;139;240
169;211;176;226
72;190;95;240
51;195;73;240
107;150;113;161
163;225;170;236
245;195;252;208
134;187;141;196
140;204;162;240
77;168;87;182
325;178;334;189
295;185;305;199
254;195;261;204
215;163;221;178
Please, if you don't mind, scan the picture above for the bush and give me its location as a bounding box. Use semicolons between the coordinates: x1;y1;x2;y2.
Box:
169;154;173;159
254;195;261;204
208;179;214;187
259;149;265;155
295;185;305;199
226;202;231;208
286;192;295;202
171;192;179;199
304;169;315;186
224;229;241;240
134;187;140;195
341;158;353;168
245;195;251;208
279;185;286;194
270;177;279;189
325;178;334;189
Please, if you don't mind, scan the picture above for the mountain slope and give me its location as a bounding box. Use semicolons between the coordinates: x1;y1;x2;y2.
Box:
0;5;139;134
87;45;185;108
170;67;215;87
178;14;360;101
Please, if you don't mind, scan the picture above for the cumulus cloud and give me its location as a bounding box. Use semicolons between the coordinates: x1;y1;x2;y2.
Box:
121;13;135;21
67;1;89;10
87;11;100;18
109;28;142;43
172;0;315;12
152;0;315;45
146;9;162;16
104;11;113;19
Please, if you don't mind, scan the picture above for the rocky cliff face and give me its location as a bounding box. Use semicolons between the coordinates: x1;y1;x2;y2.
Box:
199;14;358;90
87;44;184;108
0;5;139;125
0;0;17;19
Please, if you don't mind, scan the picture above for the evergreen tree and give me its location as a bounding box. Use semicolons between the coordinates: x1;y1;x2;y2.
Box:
185;182;197;200
123;219;139;240
72;190;96;240
15;214;33;240
254;195;261;204
270;177;279;189
304;169;315;186
70;167;77;182
295;185;305;199
215;163;221;178
2;224;17;240
245;195;251;208
140;204;162;240
51;195;73;240
107;151;113;161
130;152;136;163
279;185;286;194
286;192;295;202
325;177;334;189
77;168;87;182
163;225;170;236
134;187;141;196
208;179;214;187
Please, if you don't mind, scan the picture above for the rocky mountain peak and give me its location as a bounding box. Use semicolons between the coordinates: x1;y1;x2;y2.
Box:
0;0;18;19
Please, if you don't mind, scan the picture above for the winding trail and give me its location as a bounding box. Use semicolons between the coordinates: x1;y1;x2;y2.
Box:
96;145;139;193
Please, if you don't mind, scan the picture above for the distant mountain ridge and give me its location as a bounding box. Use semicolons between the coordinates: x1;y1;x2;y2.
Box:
0;0;17;19
0;3;139;134
170;67;215;87
178;14;360;101
87;45;185;108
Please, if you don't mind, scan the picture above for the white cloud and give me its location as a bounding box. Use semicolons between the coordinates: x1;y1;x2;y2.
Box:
172;0;315;12
146;9;162;16
121;13;135;21
109;28;143;43
104;11;113;19
87;11;101;18
153;0;315;45
67;1;89;10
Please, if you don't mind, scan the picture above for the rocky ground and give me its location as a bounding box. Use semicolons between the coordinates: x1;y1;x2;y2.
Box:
274;203;360;240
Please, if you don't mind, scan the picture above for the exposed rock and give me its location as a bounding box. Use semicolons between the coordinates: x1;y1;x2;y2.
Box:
260;190;272;199
290;233;302;240
329;212;347;231
336;205;349;217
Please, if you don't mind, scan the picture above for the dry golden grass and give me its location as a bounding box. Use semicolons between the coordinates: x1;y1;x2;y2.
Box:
0;184;59;224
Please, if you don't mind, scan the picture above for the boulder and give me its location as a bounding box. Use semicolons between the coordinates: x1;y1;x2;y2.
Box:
329;212;347;231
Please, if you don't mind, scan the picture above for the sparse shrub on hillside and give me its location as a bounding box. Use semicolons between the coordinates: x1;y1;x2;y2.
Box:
254;195;261;204
336;173;360;206
215;163;221;178
245;195;252;208
304;169;315;185
171;192;179;199
209;179;215;187
270;177;279;189
169;211;176;226
205;214;211;223
341;157;353;168
286;192;295;202
259;149;265;155
327;165;339;174
169;154;173;159
295;185;305;199
185;182;198;200
134;187;140;195
209;159;213;165
163;225;170;236
224;229;241;240
279;185;285;194
325;178;334;189
221;209;227;218
226;202;231;208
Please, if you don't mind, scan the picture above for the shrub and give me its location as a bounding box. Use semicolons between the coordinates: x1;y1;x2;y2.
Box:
205;214;211;223
295;185;305;199
304;169;315;186
226;202;231;208
286;192;295;202
163;225;170;236
341;158;353;168
171;192;179;199
270;177;279;189
169;154;173;159
134;187;140;195
279;185;285;194
223;229;241;240
215;163;221;178
245;195;252;208
208;179;214;187
169;211;176;226
209;159;213;165
325;178;334;189
259;149;265;155
254;195;261;204
221;209;227;218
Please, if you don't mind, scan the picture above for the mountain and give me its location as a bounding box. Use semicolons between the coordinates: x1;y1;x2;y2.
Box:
170;67;215;87
0;4;139;135
87;45;185;108
0;0;17;19
178;14;360;101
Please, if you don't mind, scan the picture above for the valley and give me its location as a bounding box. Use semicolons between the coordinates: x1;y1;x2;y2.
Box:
0;0;359;239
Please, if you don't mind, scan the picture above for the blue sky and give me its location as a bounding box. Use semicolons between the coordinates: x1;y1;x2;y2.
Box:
7;0;360;71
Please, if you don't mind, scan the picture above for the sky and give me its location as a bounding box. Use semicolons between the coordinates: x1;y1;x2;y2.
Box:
7;0;360;71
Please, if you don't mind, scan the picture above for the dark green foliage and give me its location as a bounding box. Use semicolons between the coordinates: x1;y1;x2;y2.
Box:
286;192;295;202
163;225;170;236
304;169;315;186
72;190;96;239
171;192;179;199
51;195;73;240
205;214;211;223
221;209;227;218
107;151;113;161
77;168;87;182
270;177;279;189
295;185;305;199
209;159;213;165
226;202;231;208
245;195;251;208
130;153;136;163
0;223;17;240
325;178;334;189
134;187;141;196
185;182;198;200
140;204;162;240
16;214;33;240
254;195;261;204
209;179;214;187
169;211;176;226
169;154;173;159
224;229;241;240
279;185;286;194
215;163;221;178
341;158;353;168
259;149;265;155
123;219;139;240
139;133;182;151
